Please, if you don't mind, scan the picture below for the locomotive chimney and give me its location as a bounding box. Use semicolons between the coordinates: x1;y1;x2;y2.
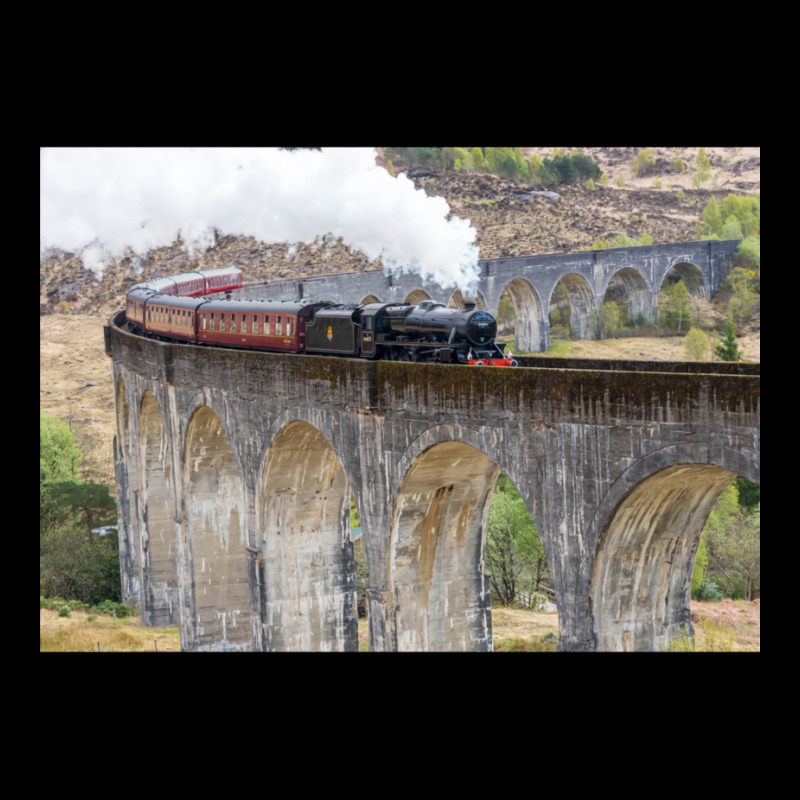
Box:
463;295;477;311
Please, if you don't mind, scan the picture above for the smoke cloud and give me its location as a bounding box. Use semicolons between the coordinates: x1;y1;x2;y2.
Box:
40;147;481;290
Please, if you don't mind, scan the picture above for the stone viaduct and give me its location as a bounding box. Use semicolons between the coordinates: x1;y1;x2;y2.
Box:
104;239;759;652
241;239;741;353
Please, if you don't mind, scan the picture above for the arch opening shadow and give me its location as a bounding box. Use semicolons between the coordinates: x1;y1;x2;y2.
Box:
260;421;358;651
591;463;737;651
404;289;432;305
549;273;595;341
390;441;500;651
603;267;652;330
448;289;488;311
497;278;543;353
184;406;250;650
139;391;179;628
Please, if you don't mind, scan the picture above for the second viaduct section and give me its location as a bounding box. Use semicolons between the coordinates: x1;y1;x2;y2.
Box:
241;239;741;352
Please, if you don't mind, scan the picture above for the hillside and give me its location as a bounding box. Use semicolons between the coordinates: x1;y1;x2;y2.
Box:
39;147;760;484
39;147;760;319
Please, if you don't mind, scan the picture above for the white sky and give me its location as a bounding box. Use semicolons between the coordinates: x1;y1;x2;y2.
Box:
40;147;481;290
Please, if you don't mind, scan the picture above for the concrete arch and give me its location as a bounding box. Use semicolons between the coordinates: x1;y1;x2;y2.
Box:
259;420;358;651
588;445;759;652
603;266;652;325
360;293;382;304
496;277;545;353
447;289;488;310
183;404;251;650
138;390;180;628
548;272;596;340
662;261;708;298
389;438;500;651
404;288;432;305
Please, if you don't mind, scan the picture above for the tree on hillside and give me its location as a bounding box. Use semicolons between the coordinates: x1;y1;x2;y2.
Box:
40;413;82;483
685;327;711;361
659;279;690;332
698;481;760;600
632;148;656;177
702;196;723;237
485;475;548;606
695;147;712;185
40;413;120;604
715;314;741;361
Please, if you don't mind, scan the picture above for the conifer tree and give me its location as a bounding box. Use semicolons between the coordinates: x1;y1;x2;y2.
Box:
715;314;741;361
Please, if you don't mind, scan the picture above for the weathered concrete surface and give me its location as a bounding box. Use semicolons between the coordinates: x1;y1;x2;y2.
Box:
106;312;759;652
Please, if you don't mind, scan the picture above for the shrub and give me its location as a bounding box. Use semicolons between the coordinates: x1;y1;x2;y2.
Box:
684;327;711;361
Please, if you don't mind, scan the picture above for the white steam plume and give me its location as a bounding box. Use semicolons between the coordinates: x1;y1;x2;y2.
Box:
40;147;481;290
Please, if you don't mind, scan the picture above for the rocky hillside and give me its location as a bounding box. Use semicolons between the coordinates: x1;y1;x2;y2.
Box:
40;147;760;320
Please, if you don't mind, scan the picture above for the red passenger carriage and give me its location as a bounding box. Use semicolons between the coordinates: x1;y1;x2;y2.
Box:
144;294;206;342
197;299;328;352
201;267;243;295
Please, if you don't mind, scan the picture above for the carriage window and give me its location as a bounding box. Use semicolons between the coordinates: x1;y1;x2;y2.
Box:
220;314;226;332
202;314;207;330
243;315;248;332
252;315;258;334
264;315;270;334
230;314;236;332
276;316;282;335
210;313;215;331
287;318;293;336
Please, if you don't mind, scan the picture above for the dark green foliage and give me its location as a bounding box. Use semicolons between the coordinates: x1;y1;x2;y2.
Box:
387;147;600;187
715;314;741;361
40;413;121;605
734;477;760;510
541;153;601;185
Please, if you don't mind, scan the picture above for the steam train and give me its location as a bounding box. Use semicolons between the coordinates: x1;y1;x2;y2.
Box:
125;267;516;366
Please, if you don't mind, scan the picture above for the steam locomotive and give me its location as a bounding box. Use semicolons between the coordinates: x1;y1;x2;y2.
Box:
125;267;516;366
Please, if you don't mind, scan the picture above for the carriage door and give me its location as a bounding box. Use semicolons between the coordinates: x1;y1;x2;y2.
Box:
360;313;376;357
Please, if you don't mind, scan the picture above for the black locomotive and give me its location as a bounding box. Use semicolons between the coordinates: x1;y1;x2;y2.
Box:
308;299;515;364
